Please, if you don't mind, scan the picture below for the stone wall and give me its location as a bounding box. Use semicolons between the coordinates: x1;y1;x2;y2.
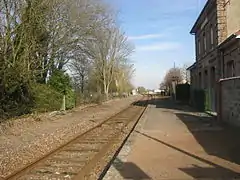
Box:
195;3;218;62
222;40;240;77
225;0;240;37
216;0;227;44
220;77;240;126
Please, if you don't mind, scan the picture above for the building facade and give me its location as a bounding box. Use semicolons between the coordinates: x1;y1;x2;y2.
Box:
218;31;240;126
188;0;240;112
219;31;240;78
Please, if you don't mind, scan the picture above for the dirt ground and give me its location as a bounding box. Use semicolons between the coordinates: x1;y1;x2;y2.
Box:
104;98;240;180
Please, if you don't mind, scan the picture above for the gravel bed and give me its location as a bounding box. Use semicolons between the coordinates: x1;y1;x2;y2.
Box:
84;104;149;180
0;95;141;178
102;104;150;180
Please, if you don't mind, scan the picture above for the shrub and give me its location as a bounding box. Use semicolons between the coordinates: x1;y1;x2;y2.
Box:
31;84;62;112
47;70;76;110
176;83;190;102
65;89;76;109
48;70;71;94
192;89;206;111
204;89;210;111
86;93;104;104
0;81;33;120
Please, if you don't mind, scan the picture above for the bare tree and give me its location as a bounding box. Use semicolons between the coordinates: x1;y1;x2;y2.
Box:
164;67;183;84
69;55;91;93
113;63;135;94
159;82;166;90
0;0;134;117
181;63;191;83
40;0;110;82
87;26;134;99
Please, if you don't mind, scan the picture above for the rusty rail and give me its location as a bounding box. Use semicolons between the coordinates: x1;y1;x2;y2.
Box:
4;96;149;180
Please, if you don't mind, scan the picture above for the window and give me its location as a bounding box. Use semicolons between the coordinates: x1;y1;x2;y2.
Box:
226;60;235;77
198;39;201;55
210;25;214;47
191;75;194;85
199;72;202;88
204;70;208;88
210;67;216;87
203;32;207;52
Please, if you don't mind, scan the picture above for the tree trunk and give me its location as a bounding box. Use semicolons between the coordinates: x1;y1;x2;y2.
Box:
103;81;108;100
81;74;84;93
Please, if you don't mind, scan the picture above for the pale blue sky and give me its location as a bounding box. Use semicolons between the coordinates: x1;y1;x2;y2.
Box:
108;0;207;89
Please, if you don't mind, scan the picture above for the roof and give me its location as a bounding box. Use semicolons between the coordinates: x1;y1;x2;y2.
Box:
190;0;215;34
187;62;197;70
218;30;240;50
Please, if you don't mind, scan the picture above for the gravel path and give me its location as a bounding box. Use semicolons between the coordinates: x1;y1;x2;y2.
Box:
0;95;141;178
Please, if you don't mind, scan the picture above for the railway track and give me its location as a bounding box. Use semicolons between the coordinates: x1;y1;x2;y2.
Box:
4;96;149;180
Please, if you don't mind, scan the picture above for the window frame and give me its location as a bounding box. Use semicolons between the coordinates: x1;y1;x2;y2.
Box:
203;32;207;53
226;60;235;78
198;39;201;56
210;25;214;48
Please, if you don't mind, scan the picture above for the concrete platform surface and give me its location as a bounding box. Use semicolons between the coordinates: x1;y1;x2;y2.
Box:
103;98;240;180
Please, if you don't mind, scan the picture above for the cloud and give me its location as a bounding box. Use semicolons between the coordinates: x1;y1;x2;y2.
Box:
128;33;164;40
137;42;181;51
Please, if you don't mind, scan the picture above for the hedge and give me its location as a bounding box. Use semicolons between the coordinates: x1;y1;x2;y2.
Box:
176;83;190;102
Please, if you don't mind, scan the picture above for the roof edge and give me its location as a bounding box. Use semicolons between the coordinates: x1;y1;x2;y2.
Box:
187;62;197;70
190;0;215;34
218;30;240;49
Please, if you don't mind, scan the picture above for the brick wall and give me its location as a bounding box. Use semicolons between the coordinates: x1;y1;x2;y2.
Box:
220;77;240;126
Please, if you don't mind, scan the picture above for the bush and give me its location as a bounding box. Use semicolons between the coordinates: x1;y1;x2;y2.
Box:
31;84;76;112
0;81;33;120
89;93;105;104
65;89;76;109
192;89;206;111
176;83;190;102
204;89;210;111
48;70;71;94
47;70;76;110
0;69;76;120
31;84;62;112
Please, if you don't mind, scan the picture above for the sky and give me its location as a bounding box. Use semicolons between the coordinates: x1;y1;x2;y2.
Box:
107;0;207;90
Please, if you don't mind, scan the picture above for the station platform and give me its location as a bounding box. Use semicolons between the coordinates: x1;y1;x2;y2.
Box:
103;98;240;180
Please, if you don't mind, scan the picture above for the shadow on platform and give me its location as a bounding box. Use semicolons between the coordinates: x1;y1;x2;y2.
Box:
132;97;198;113
135;130;240;179
133;97;240;167
179;165;239;179
175;113;240;166
113;158;151;180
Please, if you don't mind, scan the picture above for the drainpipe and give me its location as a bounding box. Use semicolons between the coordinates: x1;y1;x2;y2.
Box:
221;50;225;79
218;50;224;122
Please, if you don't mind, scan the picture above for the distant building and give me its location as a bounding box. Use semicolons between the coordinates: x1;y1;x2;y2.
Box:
154;89;161;93
131;89;137;95
148;90;154;95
